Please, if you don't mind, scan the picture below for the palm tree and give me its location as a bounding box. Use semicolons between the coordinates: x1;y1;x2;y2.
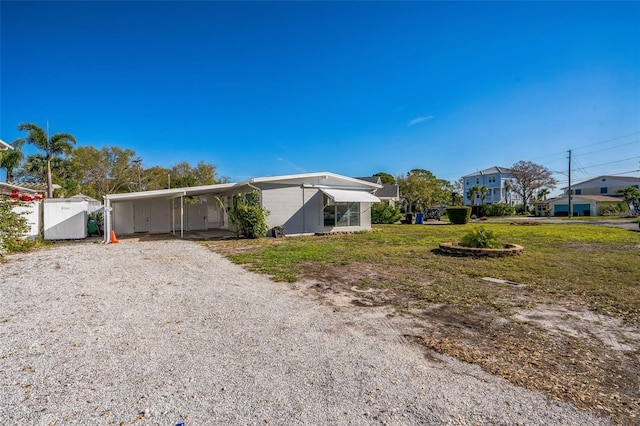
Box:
537;188;550;201
479;185;489;205
0;138;24;182
18;123;76;197
503;179;513;204
467;184;480;207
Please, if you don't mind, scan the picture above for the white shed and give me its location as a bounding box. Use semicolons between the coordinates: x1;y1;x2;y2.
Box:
44;198;89;240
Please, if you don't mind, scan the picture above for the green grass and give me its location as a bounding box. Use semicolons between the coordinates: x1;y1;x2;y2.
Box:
212;223;640;322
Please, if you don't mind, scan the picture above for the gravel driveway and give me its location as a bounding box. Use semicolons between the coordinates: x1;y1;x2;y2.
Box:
1;239;609;425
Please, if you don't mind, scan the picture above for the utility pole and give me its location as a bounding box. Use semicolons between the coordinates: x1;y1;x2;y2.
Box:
132;158;142;191
568;149;572;218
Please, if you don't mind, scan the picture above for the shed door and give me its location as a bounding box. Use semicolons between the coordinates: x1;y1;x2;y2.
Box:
133;202;150;233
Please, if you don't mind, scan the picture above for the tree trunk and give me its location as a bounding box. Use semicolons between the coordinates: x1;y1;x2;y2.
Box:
46;158;53;198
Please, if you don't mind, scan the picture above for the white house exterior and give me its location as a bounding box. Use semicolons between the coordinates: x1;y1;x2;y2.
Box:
547;195;626;217
462;166;522;206
103;172;381;241
563;175;639;197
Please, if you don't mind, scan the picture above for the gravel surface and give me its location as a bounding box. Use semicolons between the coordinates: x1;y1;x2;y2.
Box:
1;239;610;425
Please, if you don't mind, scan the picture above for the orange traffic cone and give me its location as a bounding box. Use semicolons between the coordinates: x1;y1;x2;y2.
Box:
110;230;119;244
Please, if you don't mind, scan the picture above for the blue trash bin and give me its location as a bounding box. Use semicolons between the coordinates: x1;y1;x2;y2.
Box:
415;212;424;224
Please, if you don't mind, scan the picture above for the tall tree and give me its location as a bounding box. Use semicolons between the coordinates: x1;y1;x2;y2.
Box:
70;146;138;198
397;169;444;212
617;186;640;212
510;161;557;212
0;138;25;182
18;123;76;197
451;178;464;206
373;172;396;185
169;161;226;188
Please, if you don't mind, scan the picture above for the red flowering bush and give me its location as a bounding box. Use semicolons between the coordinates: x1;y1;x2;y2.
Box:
1;190;41;255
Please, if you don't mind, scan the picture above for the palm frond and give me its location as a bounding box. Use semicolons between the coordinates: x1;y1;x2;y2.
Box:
17;123;48;150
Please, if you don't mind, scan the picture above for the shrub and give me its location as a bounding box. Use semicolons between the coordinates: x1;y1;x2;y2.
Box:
460;226;502;248
371;203;402;224
228;190;270;239
483;203;515;217
514;204;528;215
0;196;32;255
446;206;471;224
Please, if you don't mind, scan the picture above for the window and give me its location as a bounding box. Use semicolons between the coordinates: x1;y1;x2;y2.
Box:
323;195;360;227
575;189;582;195
476;178;480;184
633;185;639;189
600;187;608;194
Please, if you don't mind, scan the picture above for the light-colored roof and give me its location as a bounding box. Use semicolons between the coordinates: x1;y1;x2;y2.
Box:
239;172;382;189
561;175;640;190
105;182;236;202
0;139;14;150
105;172;382;203
462;166;512;178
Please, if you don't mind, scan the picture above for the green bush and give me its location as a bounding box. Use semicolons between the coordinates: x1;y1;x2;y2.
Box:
514;204;528;215
371;203;402;224
0;196;32;255
228;191;270;239
460;226;502;248
446;206;471;224
483;203;515;217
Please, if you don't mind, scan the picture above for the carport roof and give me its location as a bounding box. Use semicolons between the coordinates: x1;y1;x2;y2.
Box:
105;182;236;201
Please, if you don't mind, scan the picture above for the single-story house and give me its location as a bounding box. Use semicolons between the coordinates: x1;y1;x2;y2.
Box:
547;195;625;217
103;172;382;242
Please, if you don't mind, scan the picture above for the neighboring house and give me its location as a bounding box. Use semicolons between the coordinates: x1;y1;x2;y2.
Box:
547;195;626;217
0;182;42;238
5;181;60;196
462;166;521;206
563;175;640;196
0;139;14;151
0;181;39;197
104;172;382;241
355;176;400;206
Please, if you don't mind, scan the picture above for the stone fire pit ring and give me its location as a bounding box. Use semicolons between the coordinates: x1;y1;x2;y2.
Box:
439;242;524;257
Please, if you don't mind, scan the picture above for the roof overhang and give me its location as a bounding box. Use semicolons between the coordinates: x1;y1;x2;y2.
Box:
0;182;39;194
320;188;380;203
105;183;236;202
0;139;14;151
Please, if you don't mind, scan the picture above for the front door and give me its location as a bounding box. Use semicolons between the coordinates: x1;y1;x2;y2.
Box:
133;202;150;233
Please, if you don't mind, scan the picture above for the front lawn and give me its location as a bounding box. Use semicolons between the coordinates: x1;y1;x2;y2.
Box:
205;223;640;423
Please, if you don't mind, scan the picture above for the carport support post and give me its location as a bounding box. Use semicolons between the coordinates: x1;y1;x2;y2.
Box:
180;193;184;238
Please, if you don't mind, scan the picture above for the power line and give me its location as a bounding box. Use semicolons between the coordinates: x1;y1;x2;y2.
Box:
572;131;640;152
573;139;640;157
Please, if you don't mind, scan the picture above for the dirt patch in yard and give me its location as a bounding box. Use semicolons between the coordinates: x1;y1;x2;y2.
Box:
293;271;640;424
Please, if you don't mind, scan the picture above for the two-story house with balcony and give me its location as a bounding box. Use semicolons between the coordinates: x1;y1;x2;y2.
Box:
462;166;521;206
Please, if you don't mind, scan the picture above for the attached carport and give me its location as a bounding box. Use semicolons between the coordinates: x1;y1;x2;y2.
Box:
103;183;235;243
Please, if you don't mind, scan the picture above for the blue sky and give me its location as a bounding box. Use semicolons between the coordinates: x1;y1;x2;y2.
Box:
1;1;639;192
